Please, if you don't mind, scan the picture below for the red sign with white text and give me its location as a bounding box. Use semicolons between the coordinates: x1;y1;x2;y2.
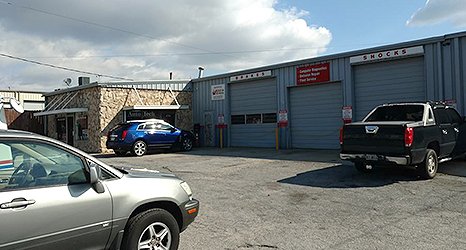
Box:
296;62;330;85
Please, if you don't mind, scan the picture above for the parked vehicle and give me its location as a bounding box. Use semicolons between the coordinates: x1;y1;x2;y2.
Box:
0;129;199;250
106;119;195;156
340;102;466;179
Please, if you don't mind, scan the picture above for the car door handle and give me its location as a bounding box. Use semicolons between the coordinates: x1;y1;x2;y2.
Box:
442;129;448;135
0;198;36;209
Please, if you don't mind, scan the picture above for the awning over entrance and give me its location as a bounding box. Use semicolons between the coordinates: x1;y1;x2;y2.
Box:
123;105;189;111
34;108;88;117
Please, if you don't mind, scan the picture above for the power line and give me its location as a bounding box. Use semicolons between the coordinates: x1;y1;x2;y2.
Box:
0;52;133;81
13;43;389;59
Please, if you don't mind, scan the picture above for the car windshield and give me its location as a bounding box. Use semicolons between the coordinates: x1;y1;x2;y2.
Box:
365;105;424;122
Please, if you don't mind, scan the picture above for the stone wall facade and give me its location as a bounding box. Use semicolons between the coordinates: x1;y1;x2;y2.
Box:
45;86;192;153
45;87;101;152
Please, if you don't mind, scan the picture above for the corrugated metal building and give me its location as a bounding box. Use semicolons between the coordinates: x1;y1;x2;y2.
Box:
192;31;466;149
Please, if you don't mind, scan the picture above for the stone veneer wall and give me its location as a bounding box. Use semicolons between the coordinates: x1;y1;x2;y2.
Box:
99;87;192;153
45;87;101;152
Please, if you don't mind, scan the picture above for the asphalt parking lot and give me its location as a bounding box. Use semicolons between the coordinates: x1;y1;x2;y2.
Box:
98;148;466;250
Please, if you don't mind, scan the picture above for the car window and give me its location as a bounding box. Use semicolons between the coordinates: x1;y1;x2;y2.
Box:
156;123;173;131
445;108;462;125
433;108;450;125
365;105;424;122
144;123;157;130
0;141;87;192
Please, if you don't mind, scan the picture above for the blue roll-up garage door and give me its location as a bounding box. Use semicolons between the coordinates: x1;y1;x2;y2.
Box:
353;56;426;121
230;79;277;147
289;82;343;149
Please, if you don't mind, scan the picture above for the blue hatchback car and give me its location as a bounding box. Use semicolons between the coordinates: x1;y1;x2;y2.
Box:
106;119;194;156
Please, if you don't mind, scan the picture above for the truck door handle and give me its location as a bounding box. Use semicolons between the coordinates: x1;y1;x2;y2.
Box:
1;198;36;209
442;129;448;135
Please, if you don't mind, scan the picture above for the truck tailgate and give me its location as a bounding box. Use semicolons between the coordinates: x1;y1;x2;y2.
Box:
342;124;407;155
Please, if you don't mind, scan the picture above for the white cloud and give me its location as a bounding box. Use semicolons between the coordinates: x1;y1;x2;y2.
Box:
407;0;466;27
0;0;331;91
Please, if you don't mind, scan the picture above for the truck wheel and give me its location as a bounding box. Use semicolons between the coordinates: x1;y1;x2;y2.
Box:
355;162;372;173
418;149;438;179
121;208;180;250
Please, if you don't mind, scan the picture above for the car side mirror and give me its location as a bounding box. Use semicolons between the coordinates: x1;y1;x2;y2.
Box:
89;163;105;194
171;128;177;133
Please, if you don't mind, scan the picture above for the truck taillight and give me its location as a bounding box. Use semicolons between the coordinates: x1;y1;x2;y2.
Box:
339;127;344;145
121;130;128;140
404;127;414;147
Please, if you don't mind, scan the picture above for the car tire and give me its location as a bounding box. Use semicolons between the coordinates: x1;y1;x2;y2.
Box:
121;208;180;250
354;162;372;173
181;137;193;151
417;149;438;179
132;140;147;157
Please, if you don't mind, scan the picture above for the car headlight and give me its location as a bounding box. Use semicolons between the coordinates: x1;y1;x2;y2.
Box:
180;182;193;197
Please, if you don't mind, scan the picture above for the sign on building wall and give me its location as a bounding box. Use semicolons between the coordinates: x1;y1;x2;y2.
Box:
211;84;225;101
230;70;272;82
349;46;424;64
296;62;330;85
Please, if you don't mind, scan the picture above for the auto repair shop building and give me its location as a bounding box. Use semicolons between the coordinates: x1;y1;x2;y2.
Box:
192;31;466;149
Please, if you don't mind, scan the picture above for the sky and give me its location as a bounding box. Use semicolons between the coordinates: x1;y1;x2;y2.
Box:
0;0;465;92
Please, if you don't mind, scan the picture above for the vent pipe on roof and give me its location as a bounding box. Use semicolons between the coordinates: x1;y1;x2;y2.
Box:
198;66;204;78
169;72;173;80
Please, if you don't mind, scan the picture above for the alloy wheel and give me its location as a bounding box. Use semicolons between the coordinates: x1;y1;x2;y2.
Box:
138;222;172;250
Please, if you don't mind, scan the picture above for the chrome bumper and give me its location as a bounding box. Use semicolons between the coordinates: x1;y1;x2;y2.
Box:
340;153;409;165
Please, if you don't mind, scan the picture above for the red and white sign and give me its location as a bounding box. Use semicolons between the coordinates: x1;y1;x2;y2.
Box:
230;70;272;82
350;46;424;64
211;84;225;101
217;114;225;124
278;109;288;127
296;62;330;85
342;106;353;123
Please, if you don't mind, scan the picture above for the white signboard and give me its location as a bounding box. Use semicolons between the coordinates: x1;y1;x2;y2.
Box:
350;46;424;64
230;70;272;82
211;84;225;101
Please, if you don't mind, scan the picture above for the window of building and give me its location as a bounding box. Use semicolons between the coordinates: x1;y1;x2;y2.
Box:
262;113;277;123
231;115;245;124
246;114;262;124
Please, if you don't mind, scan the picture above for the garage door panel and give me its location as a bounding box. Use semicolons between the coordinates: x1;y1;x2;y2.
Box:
230;79;277;147
290;83;342;149
230;124;276;147
354;57;426;121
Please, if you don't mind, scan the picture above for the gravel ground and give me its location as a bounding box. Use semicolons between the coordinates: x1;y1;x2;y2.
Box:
98;148;466;250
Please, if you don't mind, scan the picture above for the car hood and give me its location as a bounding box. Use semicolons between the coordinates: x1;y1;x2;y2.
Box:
119;167;179;179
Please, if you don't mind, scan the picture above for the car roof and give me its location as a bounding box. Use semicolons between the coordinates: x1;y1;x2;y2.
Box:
0;129;37;137
126;119;171;125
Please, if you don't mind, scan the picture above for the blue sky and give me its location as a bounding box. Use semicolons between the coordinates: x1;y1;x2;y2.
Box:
0;0;465;91
279;0;464;55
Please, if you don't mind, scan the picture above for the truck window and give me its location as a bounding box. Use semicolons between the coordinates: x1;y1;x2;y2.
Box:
445;108;462;125
433;108;450;125
365;105;424;122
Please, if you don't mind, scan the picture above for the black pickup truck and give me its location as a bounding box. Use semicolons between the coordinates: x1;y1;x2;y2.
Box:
340;102;466;179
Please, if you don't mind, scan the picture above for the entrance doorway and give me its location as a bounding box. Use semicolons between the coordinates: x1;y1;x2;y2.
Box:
66;116;74;146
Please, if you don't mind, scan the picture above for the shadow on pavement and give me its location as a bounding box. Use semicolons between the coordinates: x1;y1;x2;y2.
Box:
278;164;422;188
438;159;466;177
